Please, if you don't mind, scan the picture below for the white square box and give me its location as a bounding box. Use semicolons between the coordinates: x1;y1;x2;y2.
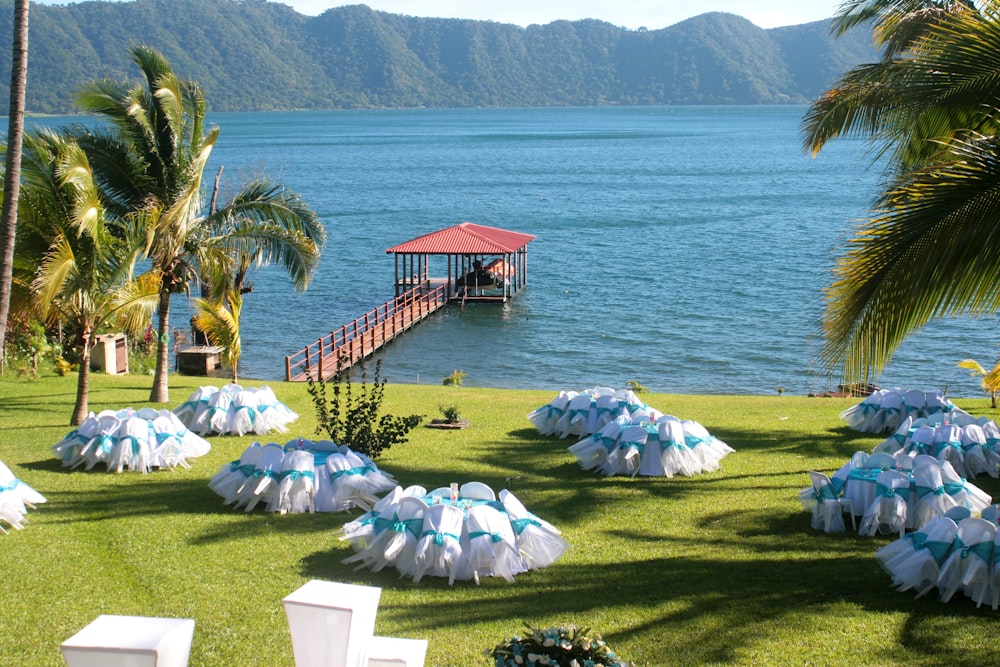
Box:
363;636;428;667
60;615;195;667
283;580;382;667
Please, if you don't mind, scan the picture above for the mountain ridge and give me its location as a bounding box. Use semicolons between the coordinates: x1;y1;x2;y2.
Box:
0;0;878;114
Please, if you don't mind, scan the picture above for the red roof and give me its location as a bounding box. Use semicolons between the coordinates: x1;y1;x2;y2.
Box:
386;222;535;255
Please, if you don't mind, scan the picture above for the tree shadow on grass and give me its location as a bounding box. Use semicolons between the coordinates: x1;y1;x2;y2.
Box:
298;528;997;666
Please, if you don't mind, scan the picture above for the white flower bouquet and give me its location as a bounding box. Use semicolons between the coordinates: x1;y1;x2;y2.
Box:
488;624;634;667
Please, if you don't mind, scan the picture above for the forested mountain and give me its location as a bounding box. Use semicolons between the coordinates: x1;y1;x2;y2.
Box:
0;0;878;114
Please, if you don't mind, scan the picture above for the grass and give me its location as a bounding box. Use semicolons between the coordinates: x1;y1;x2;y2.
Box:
1;372;999;666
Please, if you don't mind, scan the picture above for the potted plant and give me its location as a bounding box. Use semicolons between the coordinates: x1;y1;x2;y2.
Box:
427;404;469;429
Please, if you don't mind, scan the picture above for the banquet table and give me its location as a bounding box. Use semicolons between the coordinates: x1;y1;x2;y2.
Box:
208;439;396;514
839;463;991;531
527;387;659;438
568;417;733;477
339;484;568;584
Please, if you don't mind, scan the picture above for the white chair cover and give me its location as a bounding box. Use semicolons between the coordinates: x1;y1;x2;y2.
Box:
462;503;524;584
234;443;284;512
961;424;994;479
208;443;262;505
936;517;995;606
499;489;568;569
859;469;909;537
412;502;465;584
799;471;854;533
876;515;958;597
272;449;316;514
659;419;697;478
527;391;572;436
912;461;957;530
568;418;622;472
0;460;46;532
459;481;496;501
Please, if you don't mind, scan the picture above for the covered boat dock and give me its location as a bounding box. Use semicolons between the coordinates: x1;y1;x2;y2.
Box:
285;222;534;380
387;222;535;303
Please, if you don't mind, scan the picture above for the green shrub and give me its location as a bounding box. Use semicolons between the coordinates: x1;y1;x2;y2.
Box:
443;369;466;386
307;357;423;459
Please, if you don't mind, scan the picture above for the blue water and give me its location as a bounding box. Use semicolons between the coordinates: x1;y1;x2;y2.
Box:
27;106;999;395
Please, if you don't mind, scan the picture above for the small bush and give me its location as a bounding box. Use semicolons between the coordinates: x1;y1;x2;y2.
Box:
438;404;461;423
443;369;466;386
625;379;647;393
307;357;423;459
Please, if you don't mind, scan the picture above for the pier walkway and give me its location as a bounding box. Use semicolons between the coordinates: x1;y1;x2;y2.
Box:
285;284;448;382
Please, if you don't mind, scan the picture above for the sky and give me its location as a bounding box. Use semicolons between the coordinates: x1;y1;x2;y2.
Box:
31;0;845;30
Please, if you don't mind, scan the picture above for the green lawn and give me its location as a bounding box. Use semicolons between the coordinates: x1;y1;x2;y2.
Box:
2;372;998;666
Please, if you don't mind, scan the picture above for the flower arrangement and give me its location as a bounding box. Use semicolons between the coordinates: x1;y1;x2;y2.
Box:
488;624;635;667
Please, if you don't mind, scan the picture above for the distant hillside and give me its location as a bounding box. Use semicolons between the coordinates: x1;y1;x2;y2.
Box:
0;0;879;114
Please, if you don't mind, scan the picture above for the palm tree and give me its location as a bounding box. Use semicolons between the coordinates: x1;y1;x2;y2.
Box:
802;1;1000;386
75;45;325;402
0;0;30;371
16;129;157;424
192;289;242;383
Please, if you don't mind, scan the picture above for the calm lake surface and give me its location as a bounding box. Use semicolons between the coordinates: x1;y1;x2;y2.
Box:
29;106;998;396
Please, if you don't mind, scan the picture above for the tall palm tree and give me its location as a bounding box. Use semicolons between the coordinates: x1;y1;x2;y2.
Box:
0;0;29;370
803;1;1000;386
75;45;325;402
16;129;157;424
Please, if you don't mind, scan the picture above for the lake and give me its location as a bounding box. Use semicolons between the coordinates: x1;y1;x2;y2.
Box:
28;105;998;397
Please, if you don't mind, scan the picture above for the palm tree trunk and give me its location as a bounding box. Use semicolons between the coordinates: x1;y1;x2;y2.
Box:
149;287;171;403
0;0;29;368
72;334;92;426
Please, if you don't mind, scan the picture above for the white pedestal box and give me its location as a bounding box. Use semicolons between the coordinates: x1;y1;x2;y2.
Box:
283;580;382;667
363;636;428;667
60;615;194;667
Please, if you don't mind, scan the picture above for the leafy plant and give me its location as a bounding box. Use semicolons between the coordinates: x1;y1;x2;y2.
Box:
307;356;423;459
438;404;461;423
488;624;635;667
625;379;647;393
443;369;466;386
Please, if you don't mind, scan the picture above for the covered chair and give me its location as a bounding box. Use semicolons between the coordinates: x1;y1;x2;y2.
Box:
559;393;595;439
933;423;967;477
271;449;316;514
463;503;524;584
603;424;645;477
939;460;993;512
412;502;464;584
859;469;910;537
658;418;698;478
459;481;496;501
527;391;572;436
208;443;261;505
961;424;995;479
499;489;568;569
798;471;855;533
233;443;284;512
936;517;995;606
568;418;622;472
912;462;958;530
875;515;959;598
873;416;912;455
0;460;45;533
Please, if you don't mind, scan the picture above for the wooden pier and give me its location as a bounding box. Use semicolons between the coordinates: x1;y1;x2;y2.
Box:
284;222;535;382
285;284;448;382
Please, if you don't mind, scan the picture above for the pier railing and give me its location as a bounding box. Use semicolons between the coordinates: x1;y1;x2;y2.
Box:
285;284;449;382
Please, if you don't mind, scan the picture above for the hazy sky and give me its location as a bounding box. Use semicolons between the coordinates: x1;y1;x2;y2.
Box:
31;0;845;30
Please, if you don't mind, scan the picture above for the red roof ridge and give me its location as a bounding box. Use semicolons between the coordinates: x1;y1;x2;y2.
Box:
386;222;535;255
